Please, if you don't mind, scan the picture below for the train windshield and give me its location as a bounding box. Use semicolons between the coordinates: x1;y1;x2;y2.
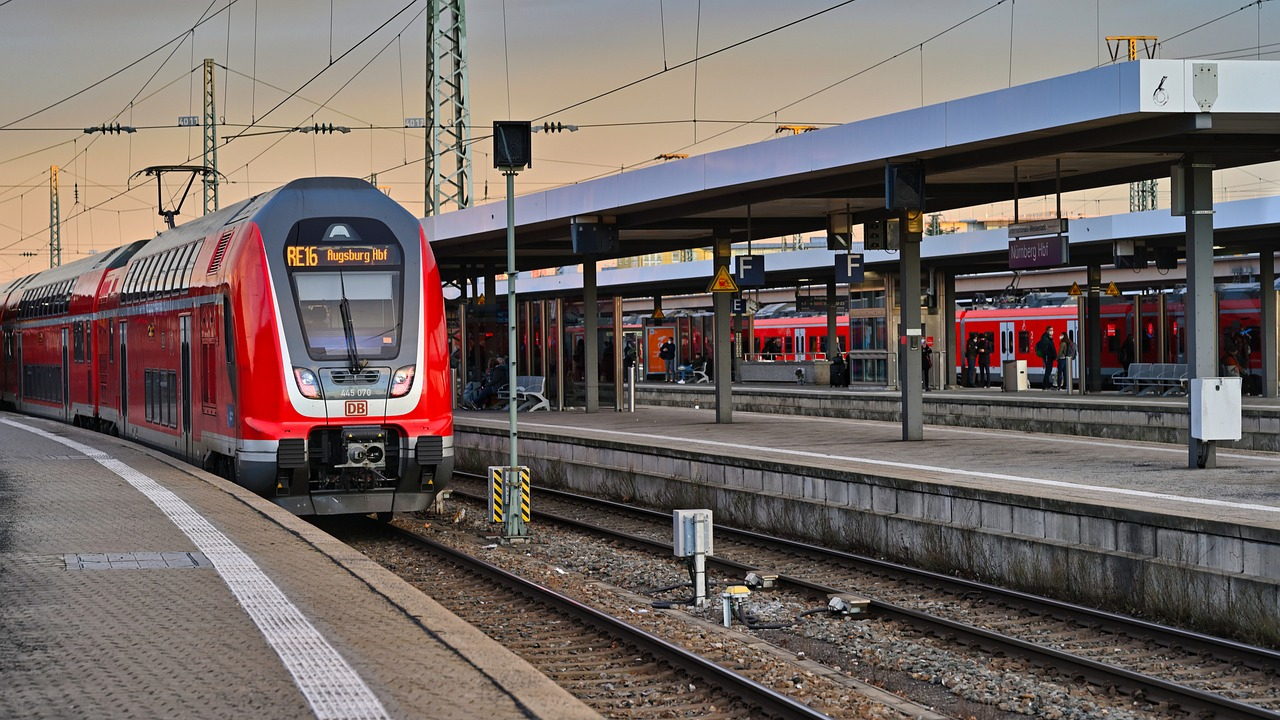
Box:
294;271;401;361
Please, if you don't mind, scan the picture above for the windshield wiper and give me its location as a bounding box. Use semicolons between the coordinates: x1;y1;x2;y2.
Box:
338;275;361;373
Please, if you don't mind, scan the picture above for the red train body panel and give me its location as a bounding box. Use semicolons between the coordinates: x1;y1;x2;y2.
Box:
0;177;453;516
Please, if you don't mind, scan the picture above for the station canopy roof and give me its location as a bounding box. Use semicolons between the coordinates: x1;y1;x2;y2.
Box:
424;60;1280;293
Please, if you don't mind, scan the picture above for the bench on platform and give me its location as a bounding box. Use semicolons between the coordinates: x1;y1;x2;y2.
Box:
1112;362;1187;396
514;375;550;411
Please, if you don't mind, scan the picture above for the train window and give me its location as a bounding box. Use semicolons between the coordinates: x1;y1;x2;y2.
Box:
73;323;84;363
184;241;204;288
128;260;145;302
176;243;198;291
163;250;181;294
292;271;402;360
144;370;154;423
164;249;184;294
120;267;133;303
1017;330;1031;354
129;258;147;301
155;252;174;295
146;256;164;298
137;257;153;299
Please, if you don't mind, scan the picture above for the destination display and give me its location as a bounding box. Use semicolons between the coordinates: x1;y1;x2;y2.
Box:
286;244;400;268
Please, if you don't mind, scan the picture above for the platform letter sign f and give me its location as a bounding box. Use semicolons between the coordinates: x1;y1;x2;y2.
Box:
835;253;864;283
735;254;765;287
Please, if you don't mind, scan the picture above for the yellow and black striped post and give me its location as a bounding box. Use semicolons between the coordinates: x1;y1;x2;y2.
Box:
488;465;531;539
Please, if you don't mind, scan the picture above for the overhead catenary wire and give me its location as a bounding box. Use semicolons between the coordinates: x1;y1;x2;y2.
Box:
0;0;238;130
218;3;427;181
220;0;418;147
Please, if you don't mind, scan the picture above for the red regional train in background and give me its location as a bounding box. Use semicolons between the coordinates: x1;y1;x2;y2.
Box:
0;177;453;517
744;285;1268;384
547;283;1267;390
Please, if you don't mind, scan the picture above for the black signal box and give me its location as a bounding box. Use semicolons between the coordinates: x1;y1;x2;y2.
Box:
886;161;925;211
493;121;532;169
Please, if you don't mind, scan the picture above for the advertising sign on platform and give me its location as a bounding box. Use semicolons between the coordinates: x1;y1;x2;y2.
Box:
645;326;677;379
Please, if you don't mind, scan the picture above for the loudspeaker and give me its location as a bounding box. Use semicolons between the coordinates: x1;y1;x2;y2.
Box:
1115;247;1148;269
571;217;617;254
1154;246;1179;270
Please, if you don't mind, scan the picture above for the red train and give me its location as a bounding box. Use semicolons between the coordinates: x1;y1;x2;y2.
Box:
743;286;1266;385
0;177;453;516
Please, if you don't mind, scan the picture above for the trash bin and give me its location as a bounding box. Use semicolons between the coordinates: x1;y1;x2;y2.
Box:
1001;359;1028;392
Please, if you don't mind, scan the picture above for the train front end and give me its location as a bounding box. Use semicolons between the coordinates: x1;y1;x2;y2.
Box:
242;178;453;516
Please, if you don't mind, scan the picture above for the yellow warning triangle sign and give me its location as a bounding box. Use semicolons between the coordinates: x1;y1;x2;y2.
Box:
1068;282;1082;297
652;308;665;320
1105;281;1121;297
707;265;740;293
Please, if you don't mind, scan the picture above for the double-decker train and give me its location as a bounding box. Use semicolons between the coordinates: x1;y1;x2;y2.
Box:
745;285;1267;385
0;177;453;516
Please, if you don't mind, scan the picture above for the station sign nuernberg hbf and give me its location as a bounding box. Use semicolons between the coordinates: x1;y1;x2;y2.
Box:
1007;218;1069;270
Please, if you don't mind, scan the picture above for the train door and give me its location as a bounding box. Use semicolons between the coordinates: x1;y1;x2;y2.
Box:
180;315;192;458
118;321;128;425
999;321;1016;364
794;327;806;360
61;327;70;421
1066;319;1080;383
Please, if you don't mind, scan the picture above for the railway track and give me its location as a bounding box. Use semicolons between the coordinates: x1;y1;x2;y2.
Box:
447;473;1280;720
339;519;845;720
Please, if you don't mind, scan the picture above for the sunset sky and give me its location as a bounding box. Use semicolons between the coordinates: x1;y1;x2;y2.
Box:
1;0;1276;281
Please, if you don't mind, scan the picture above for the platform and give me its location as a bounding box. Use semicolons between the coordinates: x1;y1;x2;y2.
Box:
0;412;598;720
455;392;1280;639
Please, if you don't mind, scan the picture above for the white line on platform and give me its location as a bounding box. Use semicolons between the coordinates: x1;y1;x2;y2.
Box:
508;417;1280;516
1;418;390;720
747;411;1280;463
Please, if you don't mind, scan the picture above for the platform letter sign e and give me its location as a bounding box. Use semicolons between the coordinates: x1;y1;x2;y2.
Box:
835;253;864;283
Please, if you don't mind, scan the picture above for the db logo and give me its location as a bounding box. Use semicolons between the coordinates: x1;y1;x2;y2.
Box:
345;400;368;416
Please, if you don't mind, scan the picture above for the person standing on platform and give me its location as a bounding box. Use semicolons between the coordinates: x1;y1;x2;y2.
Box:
1036;327;1058;390
964;336;977;387
975;335;991;387
659;337;676;382
1118;335;1135;375
623;337;638;383
1057;332;1076;390
921;342;933;391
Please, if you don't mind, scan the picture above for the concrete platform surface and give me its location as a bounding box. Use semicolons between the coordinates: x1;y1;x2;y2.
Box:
0;412;599;720
459;401;1280;531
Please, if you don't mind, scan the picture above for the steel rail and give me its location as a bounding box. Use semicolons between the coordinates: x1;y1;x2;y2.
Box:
387;525;834;720
450;476;1280;720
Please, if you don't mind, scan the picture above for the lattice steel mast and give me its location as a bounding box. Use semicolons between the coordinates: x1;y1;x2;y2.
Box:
426;0;472;215
203;58;219;214
49;165;61;267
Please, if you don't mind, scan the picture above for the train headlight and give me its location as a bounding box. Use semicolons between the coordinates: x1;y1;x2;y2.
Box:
293;367;323;399
390;365;415;398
